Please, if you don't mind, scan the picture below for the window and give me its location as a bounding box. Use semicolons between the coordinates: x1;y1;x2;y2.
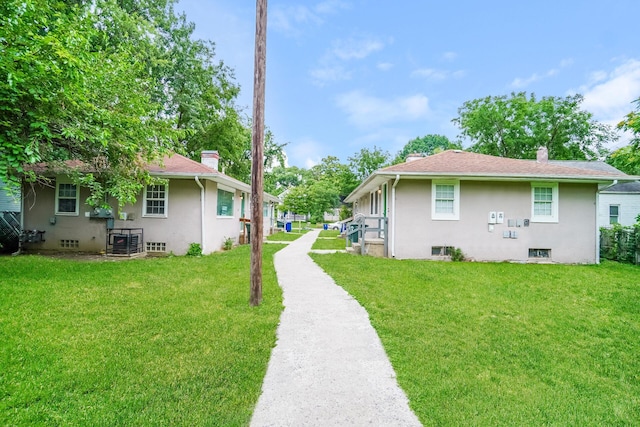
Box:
370;189;380;215
146;242;167;252
432;246;453;256
56;182;79;215
59;239;79;249
531;183;558;222
529;248;551;258
263;202;270;217
432;181;460;220
609;205;619;224
217;187;234;217
143;185;167;217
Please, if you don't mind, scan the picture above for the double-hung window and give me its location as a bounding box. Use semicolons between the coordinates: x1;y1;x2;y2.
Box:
143;184;167;217
531;183;558;222
217;186;235;217
56;182;79;215
432;180;459;220
609;205;619;224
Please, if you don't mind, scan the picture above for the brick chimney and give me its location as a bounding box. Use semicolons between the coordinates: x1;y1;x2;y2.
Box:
201;150;219;171
536;146;548;163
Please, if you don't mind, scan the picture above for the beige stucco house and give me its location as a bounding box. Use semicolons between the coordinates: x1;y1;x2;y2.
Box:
345;149;634;264
21;151;279;255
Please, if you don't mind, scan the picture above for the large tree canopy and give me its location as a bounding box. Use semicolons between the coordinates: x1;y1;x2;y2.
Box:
392;134;460;164
452;92;617;160
0;0;255;206
608;97;640;175
348;146;390;181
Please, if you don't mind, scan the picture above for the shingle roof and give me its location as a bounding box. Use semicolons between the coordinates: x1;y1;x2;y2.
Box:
600;181;640;193
147;154;220;175
380;150;626;178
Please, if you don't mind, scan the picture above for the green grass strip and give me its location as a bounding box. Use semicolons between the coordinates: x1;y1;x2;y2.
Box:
0;245;285;426
311;255;640;426
311;236;346;250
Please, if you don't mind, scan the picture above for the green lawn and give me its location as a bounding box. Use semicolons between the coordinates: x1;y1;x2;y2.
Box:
311;234;346;250
266;231;304;242
310;254;640;426
0;245;285;426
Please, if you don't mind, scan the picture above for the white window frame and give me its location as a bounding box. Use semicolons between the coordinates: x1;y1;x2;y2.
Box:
370;189;380;215
143;184;168;218
431;180;460;220
55;181;79;216
217;184;235;218
609;204;619;225
531;182;558;223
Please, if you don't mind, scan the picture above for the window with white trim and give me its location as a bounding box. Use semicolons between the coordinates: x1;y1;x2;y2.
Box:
431;181;460;220
531;183;558;223
143;185;167;217
263;202;270;217
55;182;79;215
609;205;619;224
217;188;234;217
370;189;380;215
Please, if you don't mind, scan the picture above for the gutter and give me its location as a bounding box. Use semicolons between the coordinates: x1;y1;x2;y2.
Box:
194;176;206;253
391;174;400;258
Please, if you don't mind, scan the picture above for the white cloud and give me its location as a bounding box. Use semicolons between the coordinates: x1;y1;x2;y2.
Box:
442;51;458;61
331;36;387;60
377;62;394;71
580;59;640;132
288;138;324;168
309;65;352;85
411;68;465;81
335;90;430;129
270;1;350;36
510;58;573;89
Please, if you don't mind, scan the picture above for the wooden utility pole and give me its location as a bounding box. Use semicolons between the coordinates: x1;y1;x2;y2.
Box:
250;0;267;306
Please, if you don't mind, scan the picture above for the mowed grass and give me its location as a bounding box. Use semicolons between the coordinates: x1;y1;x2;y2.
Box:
312;231;346;250
266;231;303;242
310;254;640;426
1;245;285;426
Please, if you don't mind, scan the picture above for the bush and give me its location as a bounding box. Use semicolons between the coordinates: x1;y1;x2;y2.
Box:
451;247;465;262
186;243;202;257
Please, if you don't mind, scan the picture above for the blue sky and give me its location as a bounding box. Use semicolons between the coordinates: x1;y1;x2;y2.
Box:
177;0;640;168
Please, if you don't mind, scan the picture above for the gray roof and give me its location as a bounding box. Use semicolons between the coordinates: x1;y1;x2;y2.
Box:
548;160;623;174
600;181;640;193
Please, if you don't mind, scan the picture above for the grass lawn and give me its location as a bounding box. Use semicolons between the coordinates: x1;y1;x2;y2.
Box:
311;234;346;250
318;230;340;238
310;254;640;426
266;231;304;242
0;245;285;426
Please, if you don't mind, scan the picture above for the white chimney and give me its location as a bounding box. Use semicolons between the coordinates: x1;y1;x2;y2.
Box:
536;146;548;163
406;153;425;162
201;150;220;171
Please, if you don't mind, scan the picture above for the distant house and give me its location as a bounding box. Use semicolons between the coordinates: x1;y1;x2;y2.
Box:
21;151;279;255
345;149;634;264
597;181;640;227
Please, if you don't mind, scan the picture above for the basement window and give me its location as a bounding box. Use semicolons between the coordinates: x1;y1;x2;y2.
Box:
528;248;551;258
146;242;166;252
59;239;79;249
432;246;454;256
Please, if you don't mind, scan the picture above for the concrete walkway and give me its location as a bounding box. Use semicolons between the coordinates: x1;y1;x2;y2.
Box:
251;229;421;427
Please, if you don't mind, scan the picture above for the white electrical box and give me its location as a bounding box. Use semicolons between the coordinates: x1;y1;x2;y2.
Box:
497;212;504;223
488;211;497;224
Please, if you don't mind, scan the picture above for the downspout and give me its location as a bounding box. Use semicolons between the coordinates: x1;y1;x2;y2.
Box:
194;176;205;253
391;174;400;258
595;186;600;264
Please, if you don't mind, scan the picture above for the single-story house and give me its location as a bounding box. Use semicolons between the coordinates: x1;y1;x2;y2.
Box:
20;151;279;255
344;148;636;264
597;181;640;228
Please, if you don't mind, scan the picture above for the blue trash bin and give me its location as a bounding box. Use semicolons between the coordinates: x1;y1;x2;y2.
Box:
323;224;328;230
285;222;292;232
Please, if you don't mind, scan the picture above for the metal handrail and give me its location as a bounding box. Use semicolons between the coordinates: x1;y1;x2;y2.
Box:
345;216;388;256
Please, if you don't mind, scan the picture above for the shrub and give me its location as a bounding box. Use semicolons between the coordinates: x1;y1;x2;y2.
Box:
451;247;465;262
186;243;202;257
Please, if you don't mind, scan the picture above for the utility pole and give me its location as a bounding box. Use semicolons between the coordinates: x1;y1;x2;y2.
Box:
250;0;267;306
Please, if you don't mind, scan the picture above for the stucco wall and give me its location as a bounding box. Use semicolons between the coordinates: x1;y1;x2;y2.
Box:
392;179;598;263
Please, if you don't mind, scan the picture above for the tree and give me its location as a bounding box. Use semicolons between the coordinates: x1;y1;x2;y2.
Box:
452;92;617;160
392;135;460;164
0;0;249;206
609;98;640;174
264;166;309;195
348;146;391;180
